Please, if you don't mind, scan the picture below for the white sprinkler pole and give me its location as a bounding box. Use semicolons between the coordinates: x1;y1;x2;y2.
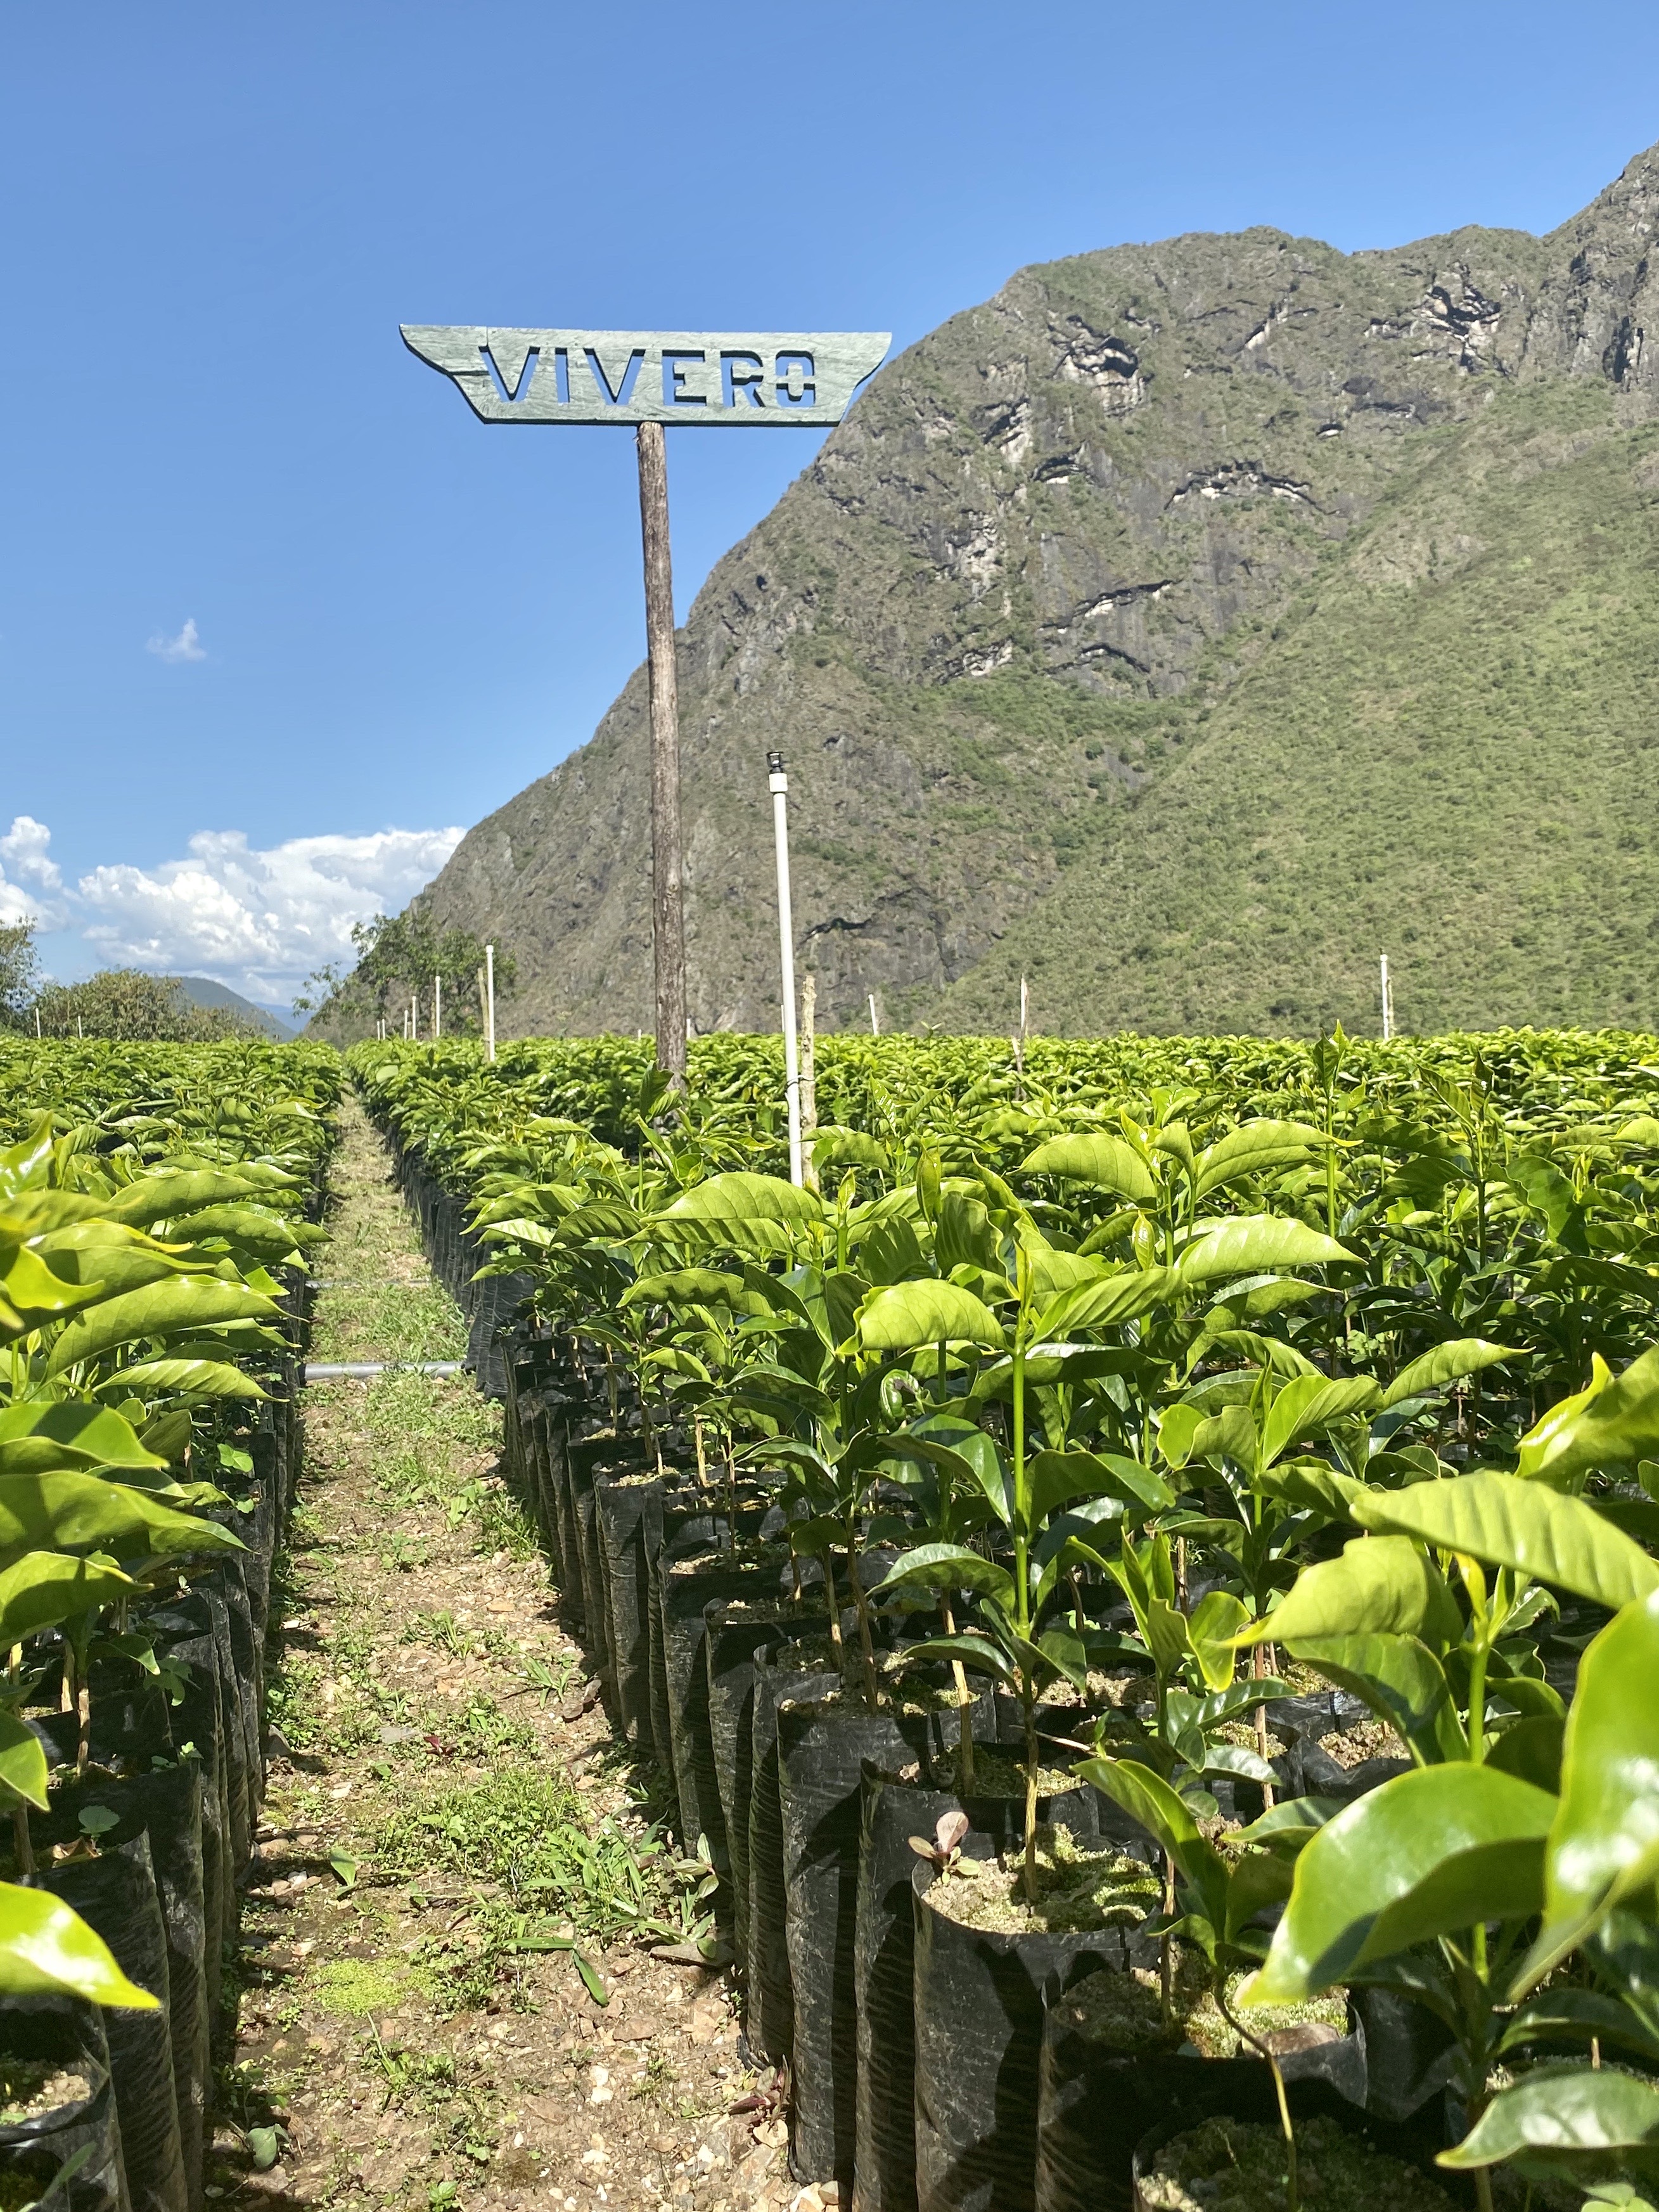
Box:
868;993;880;1037
1380;955;1394;1042
768;751;804;1186
485;944;496;1062
434;974;442;1039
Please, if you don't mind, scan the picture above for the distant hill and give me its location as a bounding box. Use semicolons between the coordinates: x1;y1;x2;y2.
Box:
170;977;297;1038
410;139;1659;1039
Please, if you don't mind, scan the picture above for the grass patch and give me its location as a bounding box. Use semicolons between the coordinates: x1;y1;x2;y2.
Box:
310;1956;410;2018
375;1768;717;2010
383;1767;663;1932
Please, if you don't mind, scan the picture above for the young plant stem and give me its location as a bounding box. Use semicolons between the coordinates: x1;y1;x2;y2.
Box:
842;1522;880;1707
1022;1684;1039;1902
1255;1642;1276;1810
1216;1979;1298;2212
1160;1854;1176;2029
9;1798;32;1879
821;1546;847;1678
940;1597;975;1791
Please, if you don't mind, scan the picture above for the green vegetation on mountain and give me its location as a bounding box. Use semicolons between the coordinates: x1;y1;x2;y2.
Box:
395;141;1659;1041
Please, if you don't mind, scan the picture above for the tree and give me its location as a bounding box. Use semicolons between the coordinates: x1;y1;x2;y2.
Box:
297;909;516;1038
32;970;260;1042
0;922;41;1031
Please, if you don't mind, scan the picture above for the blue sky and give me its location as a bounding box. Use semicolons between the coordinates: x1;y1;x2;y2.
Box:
4;2;1657;1007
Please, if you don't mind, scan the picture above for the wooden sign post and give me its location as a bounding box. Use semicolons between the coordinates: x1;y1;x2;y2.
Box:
402;325;890;1084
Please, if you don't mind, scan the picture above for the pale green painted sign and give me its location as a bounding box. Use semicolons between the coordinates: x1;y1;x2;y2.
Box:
400;326;890;428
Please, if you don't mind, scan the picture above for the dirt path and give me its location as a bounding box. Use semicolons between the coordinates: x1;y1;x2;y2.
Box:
214;1098;786;2212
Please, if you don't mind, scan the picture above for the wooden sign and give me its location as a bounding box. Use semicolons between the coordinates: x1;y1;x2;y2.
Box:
400;326;890;428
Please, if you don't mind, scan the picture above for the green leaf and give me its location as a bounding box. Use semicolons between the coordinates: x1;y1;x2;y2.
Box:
1034;1267;1175;1339
0;1713;49;1811
1188;1591;1248;1691
1262;1538;1462;1648
1260;1375;1380;1465
1438;2066;1659;2168
1242;1763;1556;2002
875;1541;1016;1610
574;1950;608;2005
1027;1448;1170;1528
45;1278;279;1377
857;1280;1006;1354
1485;1714;1565;1795
897;1633;1013;1681
1514;1590;1659;1992
1157;1402;1204;1470
1020;1134;1156;1204
0;1880;161;2006
0;1471;245;1569
103;1170;292;1228
330;1851;359;1890
246;2127;282;2171
1286;1633;1465;1765
1351;1473;1659;1610
1175;1216;1357;1287
165;1205;307;1264
96;1360;267;1401
0;1551;138;1649
0;1401;167;1473
1256;1462;1368;1521
1235;1796;1346;1849
809;1127;890;1174
622;1268;757;1313
653;1173;821;1257
1500;1989;1659;2065
1516;1346;1659;1489
1194;1121;1329;1200
1380;1339;1518;1410
0;1244;105;1335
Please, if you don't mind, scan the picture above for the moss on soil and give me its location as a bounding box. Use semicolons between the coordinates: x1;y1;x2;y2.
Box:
1139;2114;1456;2212
926;1825;1160;1935
1317;1720;1407;1768
930;1743;1079;1797
1054;1955;1347;2059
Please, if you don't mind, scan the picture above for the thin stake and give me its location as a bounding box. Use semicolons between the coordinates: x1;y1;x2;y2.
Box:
868;993;880;1036
433;973;442;1039
800;972;819;1191
769;751;803;1185
1380;953;1394;1042
485;943;496;1062
636;422;686;1088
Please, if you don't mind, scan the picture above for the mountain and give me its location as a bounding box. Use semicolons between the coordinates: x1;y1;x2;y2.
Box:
411;141;1659;1040
171;977;297;1038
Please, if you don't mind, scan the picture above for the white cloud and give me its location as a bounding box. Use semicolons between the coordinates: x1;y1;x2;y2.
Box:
10;820;463;1005
0;816;67;929
146;618;207;664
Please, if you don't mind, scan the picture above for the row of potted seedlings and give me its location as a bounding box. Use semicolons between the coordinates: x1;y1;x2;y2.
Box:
366;1057;1659;2212
0;1048;340;2212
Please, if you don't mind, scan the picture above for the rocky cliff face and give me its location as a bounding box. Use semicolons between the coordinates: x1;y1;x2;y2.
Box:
406;141;1659;1040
